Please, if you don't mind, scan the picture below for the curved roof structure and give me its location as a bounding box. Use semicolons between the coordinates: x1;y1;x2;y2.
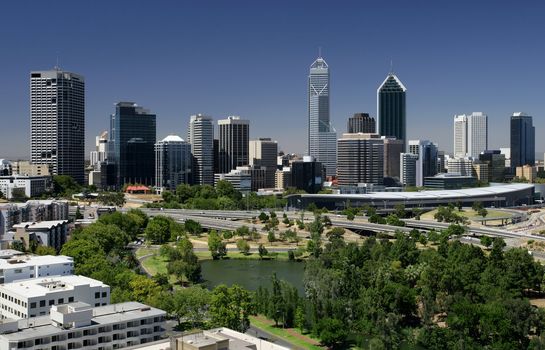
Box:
159;135;185;143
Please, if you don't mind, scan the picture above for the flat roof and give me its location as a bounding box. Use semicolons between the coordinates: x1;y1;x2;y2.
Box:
0;255;73;269
12;220;68;230
0;275;107;298
1;302;164;341
296;184;534;201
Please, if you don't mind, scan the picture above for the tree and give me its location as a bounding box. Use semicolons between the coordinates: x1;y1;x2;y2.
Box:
170;286;211;328
144;216;171;244
316;318;348;349
258;244;268;259
326;227;345;242
236;239;250;255
10;188;28;201
129;275;161;303
208;230;226;260
97;192;126;206
35;245;57;256
267;231;276;244
480;236;493;248
52;175;81;197
386;214;405;227
259;212;269;222
10;240;25;252
209;284;254;332
394;204;406;218
223;231;234;240
184;219;202;236
235;226;250;239
472;201;484;212
75;207;83;220
478;208;488;218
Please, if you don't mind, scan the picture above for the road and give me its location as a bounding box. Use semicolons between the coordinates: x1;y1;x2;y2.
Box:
247;326;302;350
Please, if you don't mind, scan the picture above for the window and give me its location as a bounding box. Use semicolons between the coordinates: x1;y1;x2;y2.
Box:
94;292;100;299
40;300;45;307
58;298;64;304
101;292;107;298
30;302;36;309
68;297;74;302
49;300;55;306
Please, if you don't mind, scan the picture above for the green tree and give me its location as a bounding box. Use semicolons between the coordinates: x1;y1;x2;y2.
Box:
144;216;171;244
480;236;493;248
184;219;202;236
10;240;25;252
10;188;28;201
235;225;250;239
267;231;276;244
208;230;226;260
129;275;161;303
316;318;348;349
35;245;57;256
259;212;269;222
97;192;126;206
209;284;254;332
170;286;211;328
258;244;268;259
52;175;81;197
236;239;250;255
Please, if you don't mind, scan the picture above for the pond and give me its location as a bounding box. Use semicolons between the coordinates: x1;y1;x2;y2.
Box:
200;259;306;294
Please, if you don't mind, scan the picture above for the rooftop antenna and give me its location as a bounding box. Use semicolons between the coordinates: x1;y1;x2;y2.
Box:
54;53;60;71
389;59;394;75
318;46;322;58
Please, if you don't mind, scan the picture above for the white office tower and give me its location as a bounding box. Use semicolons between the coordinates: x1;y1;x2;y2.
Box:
453;115;468;158
408;140;439;187
0;302;166;350
249;138;278;188
447;157;475;176
218;116;250;173
155;135;192;193
90;131;108;168
453;112;488;158
337;133;384;186
308;55;337;177
500;148;511;168
400;153;418;187
0;275;109;320
188;114;214;185
30;69;85;184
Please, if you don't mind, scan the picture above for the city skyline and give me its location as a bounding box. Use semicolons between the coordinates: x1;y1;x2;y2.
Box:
1;1;545;159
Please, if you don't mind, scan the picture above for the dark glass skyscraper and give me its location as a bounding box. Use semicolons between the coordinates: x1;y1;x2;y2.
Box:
377;74;407;150
347;113;376;133
109;102;156;188
510;112;535;169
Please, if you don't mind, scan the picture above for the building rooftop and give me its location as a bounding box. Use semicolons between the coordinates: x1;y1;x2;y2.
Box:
0;275;106;298
12;220;68;230
0;255;72;269
159;135;185;143
0;302;164;340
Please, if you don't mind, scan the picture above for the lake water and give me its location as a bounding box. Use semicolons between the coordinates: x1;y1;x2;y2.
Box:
200;259;305;293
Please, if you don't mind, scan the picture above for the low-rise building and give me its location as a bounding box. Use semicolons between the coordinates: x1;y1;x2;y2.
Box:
0;301;166;350
424;173;476;190
290;156;324;194
0;201;69;238
214;170;252;192
0;275;109;319
0;255;74;284
12;220;69;252
11;162;50;177
516;165;537;183
0;176;52;200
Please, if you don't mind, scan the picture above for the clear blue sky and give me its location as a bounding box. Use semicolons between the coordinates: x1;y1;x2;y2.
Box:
0;0;544;159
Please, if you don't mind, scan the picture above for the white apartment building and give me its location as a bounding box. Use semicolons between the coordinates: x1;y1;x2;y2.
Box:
0;301;166;350
0;275;109;319
0;255;74;284
453;115;467;158
0;175;52;200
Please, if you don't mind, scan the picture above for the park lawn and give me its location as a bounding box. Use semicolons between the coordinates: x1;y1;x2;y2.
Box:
420;208;509;221
249;316;324;350
195;250;290;261
141;254;168;276
135;247;156;258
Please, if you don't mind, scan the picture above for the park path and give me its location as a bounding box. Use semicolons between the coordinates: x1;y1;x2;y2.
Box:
252;315;323;348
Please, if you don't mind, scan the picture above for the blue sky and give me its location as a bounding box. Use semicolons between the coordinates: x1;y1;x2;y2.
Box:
0;0;544;159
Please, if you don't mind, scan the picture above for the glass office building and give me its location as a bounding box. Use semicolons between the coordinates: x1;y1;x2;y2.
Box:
510;112;535;169
377;74;407;151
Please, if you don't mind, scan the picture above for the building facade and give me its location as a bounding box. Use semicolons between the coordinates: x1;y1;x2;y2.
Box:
400;153;418;187
383;137;404;179
154;135;192;193
188;114;214;186
214;170;251;192
510;112;535;169
377;73;407;150
30;70;85;183
516;165;537;183
0;176;51;200
275;168;291;190
453;112;488;158
347;113;376;133
90;131;108;169
337;133;384;186
308;56;337;177
479;150;506;182
217;116;250;174
447;158;474;177
0;201;68;237
290;156;324;194
0;255;74;284
109;102;157;188
249;138;278;188
407;140;438;187
13;220;69;252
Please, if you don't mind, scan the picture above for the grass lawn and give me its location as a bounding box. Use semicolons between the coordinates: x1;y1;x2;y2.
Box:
141;254;168;276
249;315;324;350
134;247;157;258
420;208;509;221
196;250;290;261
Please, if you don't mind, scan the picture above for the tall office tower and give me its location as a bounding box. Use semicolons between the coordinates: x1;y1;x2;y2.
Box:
383;137;404;179
217;116;250;174
109;102;156;188
291;156;324;194
400;153;418;187
377;72;407;150
90;131;108;168
467;112;488;158
453;114;468;157
510;112;535;169
408;140;438;187
249;138;278;188
155;135;192;192
188;114;214;185
347;113;376;133
30;69;85;183
479;150;506;182
308;55;337;177
337;133;384;186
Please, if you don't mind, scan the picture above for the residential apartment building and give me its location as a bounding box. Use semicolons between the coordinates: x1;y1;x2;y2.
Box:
0;255;74;284
0;201;68;237
0;176;51;200
12;220;69;252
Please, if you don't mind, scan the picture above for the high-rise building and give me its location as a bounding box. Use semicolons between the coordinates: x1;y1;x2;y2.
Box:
188;114;214;186
249;138;278;188
453;112;488;158
155;135;192;193
383;137;404;179
90;131;108;168
291;156;324;194
308;56;337;177
377;73;406;150
347;113;376;133
30;69;85;183
109;102;156;188
447;157;474;176
479;150;506;182
408;140;438;187
337;133;384;186
510;112;535;169
217;116;250;174
400;153;418;187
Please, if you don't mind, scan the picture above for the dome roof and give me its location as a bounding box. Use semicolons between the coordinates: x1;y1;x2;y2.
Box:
160;135;185;142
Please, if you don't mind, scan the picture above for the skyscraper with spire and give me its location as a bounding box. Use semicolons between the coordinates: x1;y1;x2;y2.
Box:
308;54;337;177
377;71;407;151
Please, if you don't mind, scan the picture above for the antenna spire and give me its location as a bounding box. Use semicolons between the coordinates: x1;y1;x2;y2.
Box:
55;53;60;71
389;59;394;74
318;46;322;58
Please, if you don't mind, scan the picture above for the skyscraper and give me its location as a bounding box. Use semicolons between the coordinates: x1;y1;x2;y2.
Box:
90;131;108;168
218;116;250;174
337;133;384;186
188;114;214;185
347;113;376;133
510;112;535;169
308;55;337;177
453;112;488;158
408;140;438;187
383;137;404;179
400;153;418;187
249;138;278;188
109;102;156;188
155;135;192;192
30;69;85;183
377;73;407;150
